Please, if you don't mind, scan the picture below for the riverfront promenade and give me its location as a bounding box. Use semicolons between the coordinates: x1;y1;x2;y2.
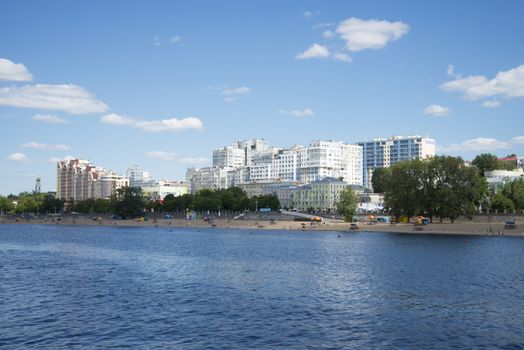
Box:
1;216;523;237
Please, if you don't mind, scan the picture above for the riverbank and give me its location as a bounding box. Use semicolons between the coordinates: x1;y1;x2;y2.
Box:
1;216;523;237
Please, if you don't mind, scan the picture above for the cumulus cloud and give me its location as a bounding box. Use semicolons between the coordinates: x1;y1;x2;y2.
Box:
101;113;203;132
21;142;70;151
49;155;76;163
0;84;108;114
440;137;511;152
32;114;70;124
280;108;315;117
423;104;449;116
177;157;210;164
481;100;501;108
145;151;176;161
511;136;524;145
440;64;524;103
7;152;27;161
299;18;408;62
0;58;32;81
296;43;330;60
336;17;409;52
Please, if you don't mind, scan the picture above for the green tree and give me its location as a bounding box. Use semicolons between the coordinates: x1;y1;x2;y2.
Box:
425;156;487;222
371;167;390;193
0;195;14;213
15;195;39;213
383;160;425;220
337;187;358;222
383;157;487;222
40;193;64;213
490;193;515;212
502;179;524;210
112;187;145;218
252;194;280;211
472;153;499;175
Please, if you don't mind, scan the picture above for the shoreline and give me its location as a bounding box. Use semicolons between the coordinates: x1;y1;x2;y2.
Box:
1;217;523;237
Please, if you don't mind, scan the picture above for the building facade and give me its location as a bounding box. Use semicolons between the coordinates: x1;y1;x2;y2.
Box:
358;135;436;189
57;159;129;201
141;180;189;201
290;177;349;212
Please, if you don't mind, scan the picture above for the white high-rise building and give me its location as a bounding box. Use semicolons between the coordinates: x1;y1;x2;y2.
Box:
212;146;245;168
299;141;363;185
126;165;152;187
237;138;270;166
358;135;436;189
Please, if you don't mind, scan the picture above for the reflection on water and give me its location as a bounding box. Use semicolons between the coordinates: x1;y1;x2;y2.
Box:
1;224;524;349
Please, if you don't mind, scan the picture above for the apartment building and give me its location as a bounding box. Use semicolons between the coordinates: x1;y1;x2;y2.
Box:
290;177;349;212
358;135;436;189
56;159;129;201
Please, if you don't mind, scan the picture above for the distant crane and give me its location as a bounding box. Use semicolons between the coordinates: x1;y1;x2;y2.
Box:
35;177;41;194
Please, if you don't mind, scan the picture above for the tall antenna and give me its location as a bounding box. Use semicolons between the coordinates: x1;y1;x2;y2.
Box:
35;177;41;194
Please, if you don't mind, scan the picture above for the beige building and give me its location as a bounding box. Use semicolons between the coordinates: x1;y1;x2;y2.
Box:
56;159;128;201
291;177;349;212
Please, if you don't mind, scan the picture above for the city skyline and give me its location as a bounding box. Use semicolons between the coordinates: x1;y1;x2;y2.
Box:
1;1;524;195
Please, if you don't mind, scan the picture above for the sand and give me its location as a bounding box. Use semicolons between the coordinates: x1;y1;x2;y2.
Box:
1;216;523;237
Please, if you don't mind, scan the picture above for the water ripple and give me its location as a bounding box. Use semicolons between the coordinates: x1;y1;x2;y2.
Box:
1;225;524;349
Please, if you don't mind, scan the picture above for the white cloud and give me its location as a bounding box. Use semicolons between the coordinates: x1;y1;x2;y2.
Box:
423;104;449;116
177;157;210;164
7;153;27;161
280;108;315;117
440;137;510;152
145;151;176;161
336;17;409;52
481;100;501;108
170;35;182;44
21;142;70;151
332;53;352;63
303;11;313;18
511;136;524;145
101;113;203;132
32;114;70;124
323;30;335;39
49;155;76;163
447;64;456;77
0;58;32;81
296;43;330;60
221;86;251;102
100;113;135;126
440;64;524;102
0;84;108;114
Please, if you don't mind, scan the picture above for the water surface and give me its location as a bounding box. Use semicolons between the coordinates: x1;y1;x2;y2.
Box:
1;224;523;349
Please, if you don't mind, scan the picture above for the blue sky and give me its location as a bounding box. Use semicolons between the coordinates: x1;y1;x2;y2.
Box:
1;0;523;195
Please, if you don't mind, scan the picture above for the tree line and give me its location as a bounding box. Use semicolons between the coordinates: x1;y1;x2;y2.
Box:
372;154;524;222
0;192;64;214
1;187;280;219
372;156;487;222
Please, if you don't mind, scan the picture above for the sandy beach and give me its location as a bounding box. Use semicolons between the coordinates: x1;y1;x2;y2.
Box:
1;216;523;237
